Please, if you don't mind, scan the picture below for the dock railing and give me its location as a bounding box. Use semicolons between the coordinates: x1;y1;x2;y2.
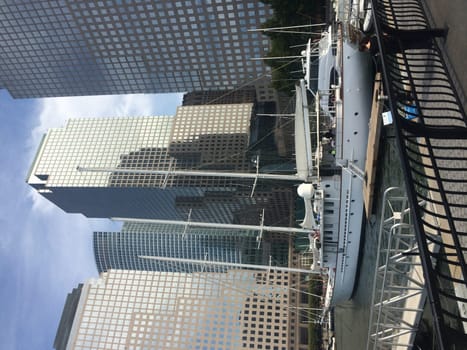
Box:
369;0;467;348
366;187;435;350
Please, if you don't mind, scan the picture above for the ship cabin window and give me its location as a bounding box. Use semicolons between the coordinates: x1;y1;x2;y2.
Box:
332;42;337;56
328;68;339;110
330;67;339;87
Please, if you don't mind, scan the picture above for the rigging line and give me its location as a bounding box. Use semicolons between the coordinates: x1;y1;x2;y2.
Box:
279;94;296;114
168;115;295;173
163;61;303;171
248;23;328;32
202;56;303;106
124;63;302;181
246;119;293;153
292;309;323;324
116;50;310;179
168;114;295;172
287;284;325;300
248;109;298;153
152;259;274;299
147;256;310;303
252;30;323;35
197;269;284;301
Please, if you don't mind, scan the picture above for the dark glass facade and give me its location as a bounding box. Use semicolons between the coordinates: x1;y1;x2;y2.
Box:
28;104;296;225
0;0;273;98
93;222;269;273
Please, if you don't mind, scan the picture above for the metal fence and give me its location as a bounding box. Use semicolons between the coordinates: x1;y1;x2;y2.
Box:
366;188;428;350
369;0;467;348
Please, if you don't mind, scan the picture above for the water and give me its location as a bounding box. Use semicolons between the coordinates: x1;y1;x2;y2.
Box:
334;130;406;349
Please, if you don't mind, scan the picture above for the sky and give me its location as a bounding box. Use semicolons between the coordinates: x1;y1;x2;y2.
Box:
0;89;183;349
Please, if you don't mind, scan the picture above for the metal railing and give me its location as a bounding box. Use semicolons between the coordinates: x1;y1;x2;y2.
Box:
369;0;467;348
367;187;433;349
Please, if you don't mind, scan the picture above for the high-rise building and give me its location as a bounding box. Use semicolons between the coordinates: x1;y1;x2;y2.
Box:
54;268;294;350
182;88;257;106
27;103;295;225
54;284;83;350
93;222;290;273
0;1;275;100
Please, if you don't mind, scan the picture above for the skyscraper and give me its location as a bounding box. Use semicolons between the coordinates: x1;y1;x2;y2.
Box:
54;268;293;350
182;88;257;106
27;103;295;225
0;0;275;100
54;284;83;350
93;221;290;273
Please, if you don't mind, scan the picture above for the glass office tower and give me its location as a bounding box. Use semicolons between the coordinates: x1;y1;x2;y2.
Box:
27;103;295;225
55;269;292;350
93;221;291;273
0;0;275;100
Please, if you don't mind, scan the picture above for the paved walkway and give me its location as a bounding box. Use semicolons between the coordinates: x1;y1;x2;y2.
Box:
423;0;467;112
421;0;467;335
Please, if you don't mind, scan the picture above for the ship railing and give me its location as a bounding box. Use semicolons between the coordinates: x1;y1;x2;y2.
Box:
333;0;358;29
317;89;338;120
370;0;467;347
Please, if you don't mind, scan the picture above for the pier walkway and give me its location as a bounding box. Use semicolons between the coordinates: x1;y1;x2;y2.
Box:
367;0;467;348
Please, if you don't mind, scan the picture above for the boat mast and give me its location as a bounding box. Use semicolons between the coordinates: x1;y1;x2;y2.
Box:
76;166;306;182
112;217;313;235
248;23;327;36
138;255;320;275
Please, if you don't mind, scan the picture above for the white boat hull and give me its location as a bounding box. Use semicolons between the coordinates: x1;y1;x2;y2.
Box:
310;25;373;306
332;39;373;304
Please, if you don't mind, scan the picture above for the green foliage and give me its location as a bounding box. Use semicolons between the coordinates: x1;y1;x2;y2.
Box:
259;0;327;94
308;324;323;350
308;279;324;349
261;0;323;21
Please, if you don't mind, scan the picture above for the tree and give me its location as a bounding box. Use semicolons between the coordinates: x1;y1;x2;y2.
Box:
260;0;327;94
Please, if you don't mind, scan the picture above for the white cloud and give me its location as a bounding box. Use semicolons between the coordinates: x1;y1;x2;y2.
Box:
28;187;58;215
7;204;101;349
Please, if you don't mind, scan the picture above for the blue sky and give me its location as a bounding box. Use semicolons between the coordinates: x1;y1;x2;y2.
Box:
0;90;183;349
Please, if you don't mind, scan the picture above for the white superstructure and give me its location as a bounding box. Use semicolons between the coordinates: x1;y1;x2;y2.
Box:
298;21;373;307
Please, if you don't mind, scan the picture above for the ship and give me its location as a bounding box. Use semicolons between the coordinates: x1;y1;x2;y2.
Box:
296;18;374;307
106;19;374;311
79;11;374;312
